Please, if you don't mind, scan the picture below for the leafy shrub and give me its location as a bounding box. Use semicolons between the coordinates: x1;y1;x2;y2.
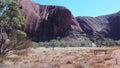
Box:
95;40;103;47
32;40;66;48
80;38;92;47
69;30;81;38
16;30;27;38
115;40;120;45
103;39;116;46
66;40;81;47
33;37;93;47
95;39;116;47
66;37;92;47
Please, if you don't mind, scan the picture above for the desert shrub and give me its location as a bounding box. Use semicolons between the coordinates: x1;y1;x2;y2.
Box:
69;30;81;38
66;40;81;47
95;39;116;47
39;42;46;47
16;30;27;39
66;37;92;47
33;37;93;47
115;40;120;46
60;40;66;47
49;40;61;47
32;40;66;48
80;38;92;47
48;40;66;47
95;40;103;47
32;41;48;47
102;39;116;46
32;42;39;47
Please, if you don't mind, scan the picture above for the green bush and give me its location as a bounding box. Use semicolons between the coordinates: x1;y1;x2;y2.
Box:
95;39;116;47
103;39;116;46
95;40;103;47
32;37;93;47
80;38;92;47
66;37;92;47
115;40;120;45
32;40;66;48
16;30;27;38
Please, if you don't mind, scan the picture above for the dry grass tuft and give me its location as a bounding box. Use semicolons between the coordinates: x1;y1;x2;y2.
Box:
0;47;119;68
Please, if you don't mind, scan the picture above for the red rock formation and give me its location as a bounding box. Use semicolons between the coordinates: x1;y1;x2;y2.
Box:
108;12;120;40
76;11;120;40
16;0;82;41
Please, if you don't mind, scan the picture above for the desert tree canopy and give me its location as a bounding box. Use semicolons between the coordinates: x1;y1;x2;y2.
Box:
0;0;25;31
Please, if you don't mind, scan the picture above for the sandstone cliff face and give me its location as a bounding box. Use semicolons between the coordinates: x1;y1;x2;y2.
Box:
17;0;120;41
76;11;120;40
17;0;82;41
108;12;120;40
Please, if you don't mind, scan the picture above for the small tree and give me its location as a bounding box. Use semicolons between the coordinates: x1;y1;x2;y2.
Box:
0;0;25;55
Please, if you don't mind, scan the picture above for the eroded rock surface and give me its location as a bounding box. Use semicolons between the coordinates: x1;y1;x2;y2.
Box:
17;0;120;41
76;11;120;40
17;0;82;41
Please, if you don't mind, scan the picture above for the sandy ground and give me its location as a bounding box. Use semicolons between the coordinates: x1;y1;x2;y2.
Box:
0;47;120;68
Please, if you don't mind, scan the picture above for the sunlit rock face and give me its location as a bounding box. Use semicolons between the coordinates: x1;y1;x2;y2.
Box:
76;11;120;40
76;15;110;35
16;0;82;41
16;0;120;41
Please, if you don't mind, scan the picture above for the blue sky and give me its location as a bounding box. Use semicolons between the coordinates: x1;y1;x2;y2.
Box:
32;0;120;17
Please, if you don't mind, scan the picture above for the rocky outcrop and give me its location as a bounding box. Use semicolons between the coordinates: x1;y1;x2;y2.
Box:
76;11;120;40
17;0;120;41
17;0;82;41
107;12;120;40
